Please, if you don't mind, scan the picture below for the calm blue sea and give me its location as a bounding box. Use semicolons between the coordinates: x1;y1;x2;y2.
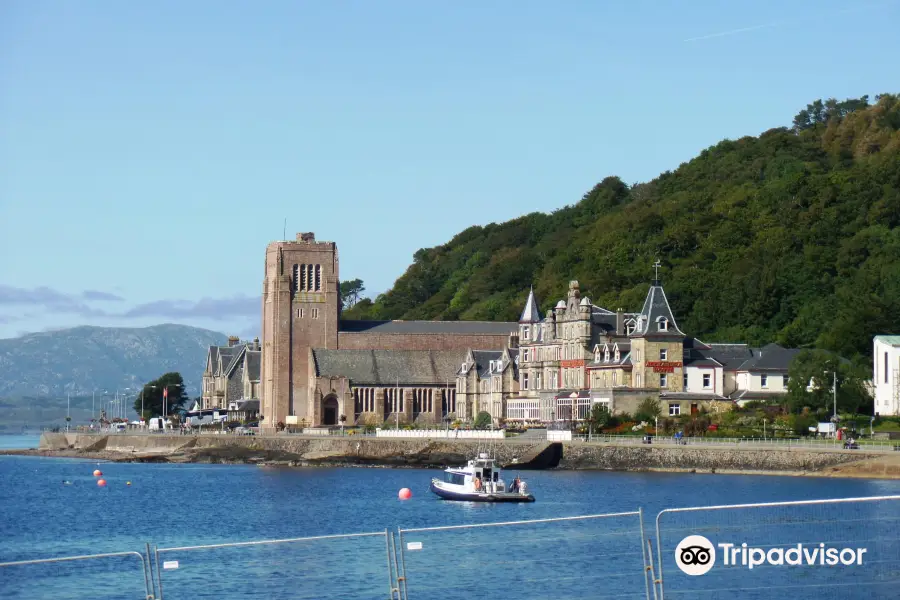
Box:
1;434;898;599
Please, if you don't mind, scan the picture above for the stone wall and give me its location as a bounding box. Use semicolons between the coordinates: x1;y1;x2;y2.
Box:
39;432;877;476
560;443;867;473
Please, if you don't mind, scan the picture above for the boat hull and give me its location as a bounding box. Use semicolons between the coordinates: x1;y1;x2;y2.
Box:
430;480;535;503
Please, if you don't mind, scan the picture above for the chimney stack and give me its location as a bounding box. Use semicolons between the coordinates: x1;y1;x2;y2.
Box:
227;336;240;347
616;309;624;335
297;232;316;243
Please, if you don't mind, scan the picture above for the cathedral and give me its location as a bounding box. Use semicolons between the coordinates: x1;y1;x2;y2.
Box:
204;233;799;428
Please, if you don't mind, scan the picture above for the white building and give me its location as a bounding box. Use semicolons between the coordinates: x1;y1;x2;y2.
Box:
873;335;900;416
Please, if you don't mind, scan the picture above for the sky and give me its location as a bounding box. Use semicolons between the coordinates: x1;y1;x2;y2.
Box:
1;0;898;340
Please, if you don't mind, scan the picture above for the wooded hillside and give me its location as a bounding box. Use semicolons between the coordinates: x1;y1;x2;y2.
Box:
344;94;900;365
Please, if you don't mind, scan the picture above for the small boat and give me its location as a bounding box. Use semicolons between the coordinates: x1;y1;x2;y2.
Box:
430;453;535;502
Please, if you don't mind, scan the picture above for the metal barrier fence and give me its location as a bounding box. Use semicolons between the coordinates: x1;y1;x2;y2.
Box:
0;550;153;599
151;531;392;600
4;497;900;599
396;511;653;600
654;495;900;600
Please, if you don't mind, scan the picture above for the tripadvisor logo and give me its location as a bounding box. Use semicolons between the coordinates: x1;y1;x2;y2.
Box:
675;535;868;575
675;535;716;576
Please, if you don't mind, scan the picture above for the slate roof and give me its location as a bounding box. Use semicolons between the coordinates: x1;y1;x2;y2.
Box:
207;346;220;372
472;350;503;377
236;399;260;412
659;391;730;401
702;344;753;369
519;288;542;323
312;349;464;385
874;335;900;346
735;343;801;371
217;346;240;375
731;390;788;402
225;346;246;376
339;320;517;335
632;282;685;338
246;351;261;382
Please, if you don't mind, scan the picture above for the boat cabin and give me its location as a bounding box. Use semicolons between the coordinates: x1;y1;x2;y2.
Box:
443;453;503;491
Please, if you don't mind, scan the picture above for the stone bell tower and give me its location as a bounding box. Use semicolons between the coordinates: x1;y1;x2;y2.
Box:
260;232;340;427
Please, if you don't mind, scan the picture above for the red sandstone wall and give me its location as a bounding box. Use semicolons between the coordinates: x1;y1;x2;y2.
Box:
338;332;510;351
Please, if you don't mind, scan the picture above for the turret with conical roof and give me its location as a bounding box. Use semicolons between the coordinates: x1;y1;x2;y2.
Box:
519;287;541;323
519;287;541;344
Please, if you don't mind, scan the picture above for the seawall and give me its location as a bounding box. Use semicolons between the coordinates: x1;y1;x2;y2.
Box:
33;432;899;478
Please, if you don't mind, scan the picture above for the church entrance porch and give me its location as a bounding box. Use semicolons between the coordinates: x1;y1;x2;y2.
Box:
322;396;339;426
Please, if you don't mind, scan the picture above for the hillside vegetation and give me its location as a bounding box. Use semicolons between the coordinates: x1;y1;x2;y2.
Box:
345;94;900;364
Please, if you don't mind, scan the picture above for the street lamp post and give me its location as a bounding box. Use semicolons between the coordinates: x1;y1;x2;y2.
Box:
66;392;70;432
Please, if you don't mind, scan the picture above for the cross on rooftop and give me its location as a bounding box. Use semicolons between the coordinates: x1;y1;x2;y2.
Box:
653;259;661;280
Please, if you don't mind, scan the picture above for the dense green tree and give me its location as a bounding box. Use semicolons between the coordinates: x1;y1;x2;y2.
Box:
340;279;366;309
474;411;492;430
785;350;873;416
343;94;900;365
132;372;188;418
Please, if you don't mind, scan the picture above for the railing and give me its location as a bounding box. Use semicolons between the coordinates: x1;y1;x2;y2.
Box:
570;433;899;451
3;495;899;599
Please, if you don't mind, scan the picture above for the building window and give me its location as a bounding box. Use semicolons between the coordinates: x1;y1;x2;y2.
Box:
669;403;681;416
522;373;529;390
886;352;889;383
614;349;620;362
594;349;601;362
612;372;618;385
703;374;711;388
522;326;530;341
314;264;321;291
683;373;688;389
311;308;319;319
657;317;668;332
523;349;530;362
604;349;610;362
297;308;304;318
626;322;635;335
535;373;542;389
659;348;667;361
659;373;667;388
761;374;768;388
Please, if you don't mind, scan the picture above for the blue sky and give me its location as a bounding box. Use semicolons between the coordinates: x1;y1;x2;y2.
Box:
1;0;898;340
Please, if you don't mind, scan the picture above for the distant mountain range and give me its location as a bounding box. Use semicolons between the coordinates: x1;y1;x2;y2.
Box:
0;324;227;429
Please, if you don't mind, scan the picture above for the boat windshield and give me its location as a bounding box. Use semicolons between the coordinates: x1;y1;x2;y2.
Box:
445;472;465;485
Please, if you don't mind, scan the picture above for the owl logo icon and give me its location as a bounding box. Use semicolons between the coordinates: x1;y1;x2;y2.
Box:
675;535;716;576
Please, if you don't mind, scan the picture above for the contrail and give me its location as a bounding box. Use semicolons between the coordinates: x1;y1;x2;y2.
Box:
684;21;784;42
683;2;895;43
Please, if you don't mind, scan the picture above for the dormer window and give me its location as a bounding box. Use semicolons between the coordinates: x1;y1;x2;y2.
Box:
522;326;530;341
626;320;636;335
657;317;668;332
614;349;620;362
523;349;530;362
461;363;467;373
604;349;610;362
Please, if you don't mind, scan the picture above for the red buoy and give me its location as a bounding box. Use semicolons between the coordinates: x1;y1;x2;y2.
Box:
93;469;102;477
97;479;107;487
398;488;412;500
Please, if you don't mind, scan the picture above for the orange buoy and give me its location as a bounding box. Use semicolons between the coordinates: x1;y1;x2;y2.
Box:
97;479;107;487
93;469;102;477
398;488;412;500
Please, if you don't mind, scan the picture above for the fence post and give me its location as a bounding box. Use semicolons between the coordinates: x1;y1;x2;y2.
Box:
637;507;651;600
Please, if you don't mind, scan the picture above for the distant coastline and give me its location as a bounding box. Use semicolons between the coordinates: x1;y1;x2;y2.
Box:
4;432;896;480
